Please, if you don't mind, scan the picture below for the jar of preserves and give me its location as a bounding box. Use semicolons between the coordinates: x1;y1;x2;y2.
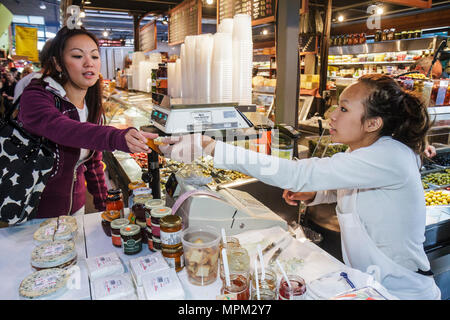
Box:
381;29;388;41
415;29;422;38
150;206;172;238
106;194;124;218
145;199;166;227
128;181;147;209
162;245;184;272
343;34;348;45
136;218;148;244
395;32;402;40
401;30;408;39
110;218;129;248
101;210;121;237
120;224;142;255
160;215;182;249
146;226;154;251
132;194;153;222
348;34;354;45
152;235;162;251
278;275;307;300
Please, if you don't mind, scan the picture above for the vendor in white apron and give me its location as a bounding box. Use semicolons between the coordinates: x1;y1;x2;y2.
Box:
160;74;441;300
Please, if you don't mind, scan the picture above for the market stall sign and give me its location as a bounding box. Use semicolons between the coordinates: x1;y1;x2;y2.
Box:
139;20;157;52
378;0;432;9
15;25;38;63
218;0;277;26
0;4;13;35
168;0;202;46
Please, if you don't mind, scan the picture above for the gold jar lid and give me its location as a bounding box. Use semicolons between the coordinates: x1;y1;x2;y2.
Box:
160;214;182;228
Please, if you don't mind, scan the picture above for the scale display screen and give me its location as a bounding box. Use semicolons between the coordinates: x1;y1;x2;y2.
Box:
151;110;168;127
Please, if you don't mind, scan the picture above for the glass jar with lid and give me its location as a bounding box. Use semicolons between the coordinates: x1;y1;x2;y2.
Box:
110;218;129;248
132;193;153;222
106;194;124;218
145;199;166;227
150;206;172;239
128;181;147;209
101;210;121;237
160;214;183;249
162;245;184;272
120;224;142;255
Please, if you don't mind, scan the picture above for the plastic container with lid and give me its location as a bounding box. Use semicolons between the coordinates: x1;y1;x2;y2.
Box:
110;218;130;248
150;206;172;238
120;224;142;255
101;210;121;237
160;215;182;249
162;245;184;272
145;199;166;226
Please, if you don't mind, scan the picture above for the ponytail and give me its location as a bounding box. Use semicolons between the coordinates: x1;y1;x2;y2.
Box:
358;74;431;154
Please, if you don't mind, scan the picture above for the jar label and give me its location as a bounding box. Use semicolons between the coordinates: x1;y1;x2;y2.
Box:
112;234;122;246
160;230;182;246
123;239;142;254
43;244;65;256
163;254;184;269
32;275;58;291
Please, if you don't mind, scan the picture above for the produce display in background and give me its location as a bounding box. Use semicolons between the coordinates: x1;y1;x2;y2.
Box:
422;169;450;187
307;136;348;158
424;189;450;206
431;153;450;167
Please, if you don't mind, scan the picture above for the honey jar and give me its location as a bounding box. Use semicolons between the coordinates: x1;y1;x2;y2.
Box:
162;245;184;272
160;215;182;249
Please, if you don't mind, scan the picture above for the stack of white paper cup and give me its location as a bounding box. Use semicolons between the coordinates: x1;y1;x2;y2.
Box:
168;62;176;97
196;34;213;103
175;58;182;98
210;32;233;103
184;36;197;100
180;44;187;98
218;18;234;34
232;14;253;105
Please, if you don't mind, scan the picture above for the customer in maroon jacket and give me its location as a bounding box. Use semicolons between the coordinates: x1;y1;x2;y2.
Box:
18;26;157;218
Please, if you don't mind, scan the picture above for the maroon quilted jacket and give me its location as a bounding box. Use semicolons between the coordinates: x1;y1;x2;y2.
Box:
18;77;133;218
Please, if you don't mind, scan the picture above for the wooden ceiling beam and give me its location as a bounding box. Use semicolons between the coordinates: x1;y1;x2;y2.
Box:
378;0;432;9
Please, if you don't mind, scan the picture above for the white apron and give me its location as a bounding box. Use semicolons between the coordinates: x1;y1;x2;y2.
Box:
336;189;441;300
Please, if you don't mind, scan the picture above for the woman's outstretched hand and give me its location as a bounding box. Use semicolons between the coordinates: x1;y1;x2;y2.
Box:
282;189;316;206
125;129;158;153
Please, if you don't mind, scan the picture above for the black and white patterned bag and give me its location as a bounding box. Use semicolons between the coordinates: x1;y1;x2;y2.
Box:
0;96;60;225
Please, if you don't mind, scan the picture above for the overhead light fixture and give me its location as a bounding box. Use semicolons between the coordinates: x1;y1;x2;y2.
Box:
77;20;83;26
337;15;344;22
162;17;168;25
84;0;92;4
262;29;268;35
376;6;384;15
206;0;214;5
39;2;46;10
80;11;86;18
103;30;109;37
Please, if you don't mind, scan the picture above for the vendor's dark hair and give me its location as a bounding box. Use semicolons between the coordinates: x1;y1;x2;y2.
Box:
358;74;430;154
41;26;103;124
